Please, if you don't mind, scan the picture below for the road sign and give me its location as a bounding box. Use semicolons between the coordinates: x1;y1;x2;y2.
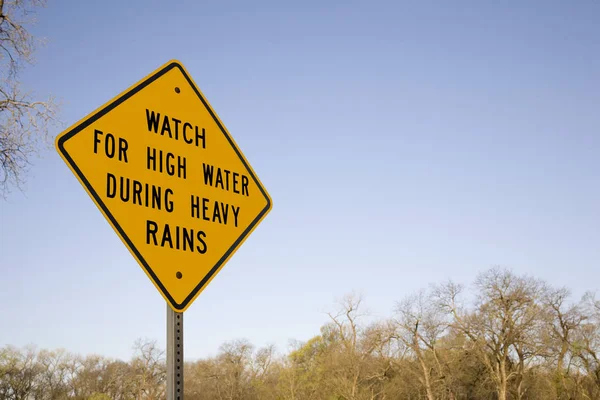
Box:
55;60;272;312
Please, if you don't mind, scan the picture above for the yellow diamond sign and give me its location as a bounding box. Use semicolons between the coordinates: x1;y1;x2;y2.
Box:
55;60;272;312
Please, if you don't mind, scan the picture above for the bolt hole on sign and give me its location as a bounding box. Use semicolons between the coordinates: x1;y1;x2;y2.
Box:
55;60;273;312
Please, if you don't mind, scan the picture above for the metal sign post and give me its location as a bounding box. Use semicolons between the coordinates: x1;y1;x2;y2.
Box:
54;60;273;400
167;304;184;400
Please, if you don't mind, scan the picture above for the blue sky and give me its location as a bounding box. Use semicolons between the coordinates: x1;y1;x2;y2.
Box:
1;0;599;361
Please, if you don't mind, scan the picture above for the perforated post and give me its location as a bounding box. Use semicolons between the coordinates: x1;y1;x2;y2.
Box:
167;304;184;400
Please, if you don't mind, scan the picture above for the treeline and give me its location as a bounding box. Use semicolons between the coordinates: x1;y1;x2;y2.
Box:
1;267;599;400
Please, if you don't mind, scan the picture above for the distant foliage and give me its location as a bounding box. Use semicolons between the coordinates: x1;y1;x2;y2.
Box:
1;267;599;399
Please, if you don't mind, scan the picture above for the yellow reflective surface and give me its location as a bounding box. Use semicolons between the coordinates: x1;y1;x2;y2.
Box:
55;60;272;312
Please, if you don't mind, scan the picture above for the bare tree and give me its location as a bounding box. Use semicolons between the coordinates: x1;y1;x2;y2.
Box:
325;293;367;400
208;338;256;400
434;267;544;400
323;293;397;400
35;348;72;400
541;286;588;399
0;344;41;400
574;291;600;399
250;344;278;399
0;0;59;197
394;288;455;400
131;338;166;400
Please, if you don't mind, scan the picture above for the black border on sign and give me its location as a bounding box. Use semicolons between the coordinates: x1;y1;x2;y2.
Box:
57;62;272;311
